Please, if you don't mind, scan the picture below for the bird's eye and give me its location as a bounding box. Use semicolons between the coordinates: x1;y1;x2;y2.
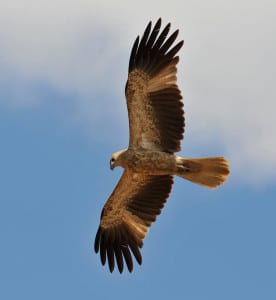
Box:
111;158;115;163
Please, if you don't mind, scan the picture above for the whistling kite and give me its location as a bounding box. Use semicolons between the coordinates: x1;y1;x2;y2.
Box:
94;18;230;273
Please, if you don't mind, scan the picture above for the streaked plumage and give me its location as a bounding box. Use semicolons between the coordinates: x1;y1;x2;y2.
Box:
94;18;230;273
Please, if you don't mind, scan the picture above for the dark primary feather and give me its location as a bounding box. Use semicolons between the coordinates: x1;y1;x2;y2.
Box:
147;18;162;48
128;36;139;73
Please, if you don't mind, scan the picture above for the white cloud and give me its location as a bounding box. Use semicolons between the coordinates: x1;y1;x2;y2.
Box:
1;0;276;184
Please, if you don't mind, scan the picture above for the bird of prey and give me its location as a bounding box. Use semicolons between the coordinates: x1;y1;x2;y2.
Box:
94;18;230;273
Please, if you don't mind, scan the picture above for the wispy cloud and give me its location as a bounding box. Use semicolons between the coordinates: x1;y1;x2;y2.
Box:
1;0;276;184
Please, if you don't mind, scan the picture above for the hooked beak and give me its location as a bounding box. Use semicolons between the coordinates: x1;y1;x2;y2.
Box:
110;164;115;171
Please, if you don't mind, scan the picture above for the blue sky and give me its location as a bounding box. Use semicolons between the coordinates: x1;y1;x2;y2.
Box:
1;1;275;299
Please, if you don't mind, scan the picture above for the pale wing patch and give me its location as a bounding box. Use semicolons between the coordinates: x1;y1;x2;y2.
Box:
123;211;149;239
140;135;162;150
148;59;178;93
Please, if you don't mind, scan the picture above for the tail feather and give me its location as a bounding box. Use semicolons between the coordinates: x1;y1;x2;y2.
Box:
176;157;230;189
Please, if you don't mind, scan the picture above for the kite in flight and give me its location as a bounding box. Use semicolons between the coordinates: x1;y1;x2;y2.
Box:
94;18;230;273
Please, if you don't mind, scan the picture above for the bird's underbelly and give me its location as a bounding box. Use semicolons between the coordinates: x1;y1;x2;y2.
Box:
124;150;177;175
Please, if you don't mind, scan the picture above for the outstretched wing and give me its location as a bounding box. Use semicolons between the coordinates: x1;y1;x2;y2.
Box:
126;18;185;153
94;171;173;273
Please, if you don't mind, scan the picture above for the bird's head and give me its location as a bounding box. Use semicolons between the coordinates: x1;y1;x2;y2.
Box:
109;149;127;170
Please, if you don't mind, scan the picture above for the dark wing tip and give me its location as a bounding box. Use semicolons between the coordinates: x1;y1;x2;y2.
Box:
166;40;184;59
114;243;124;273
128;18;183;74
159;29;179;54
107;244;115;273
94;227;101;253
94;223;143;273
122;246;134;272
154;22;171;46
128;36;140;73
